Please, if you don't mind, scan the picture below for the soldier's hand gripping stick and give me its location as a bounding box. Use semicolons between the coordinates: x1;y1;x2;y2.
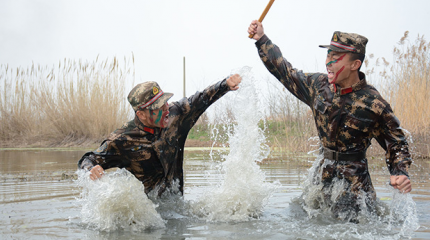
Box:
248;0;275;38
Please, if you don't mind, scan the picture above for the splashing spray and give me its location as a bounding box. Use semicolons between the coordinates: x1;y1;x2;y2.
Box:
75;169;165;231
386;184;420;237
190;66;278;222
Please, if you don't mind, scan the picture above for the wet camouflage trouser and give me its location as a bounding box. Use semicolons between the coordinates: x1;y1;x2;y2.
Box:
306;157;377;220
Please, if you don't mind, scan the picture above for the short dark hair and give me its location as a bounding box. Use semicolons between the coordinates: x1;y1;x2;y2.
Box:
349;53;365;71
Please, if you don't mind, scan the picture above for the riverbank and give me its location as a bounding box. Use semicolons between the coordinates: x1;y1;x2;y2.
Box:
0;137;221;150
1;122;428;160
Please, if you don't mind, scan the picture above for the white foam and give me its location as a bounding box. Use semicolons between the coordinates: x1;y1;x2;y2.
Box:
297;153;420;238
75;168;165;231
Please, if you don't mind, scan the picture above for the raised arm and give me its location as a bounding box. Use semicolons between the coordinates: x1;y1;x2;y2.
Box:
171;74;241;124
248;20;316;106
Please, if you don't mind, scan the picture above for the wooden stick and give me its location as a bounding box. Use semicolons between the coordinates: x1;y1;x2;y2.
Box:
249;0;275;38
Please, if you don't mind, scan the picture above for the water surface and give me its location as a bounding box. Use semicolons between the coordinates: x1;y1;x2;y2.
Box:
0;149;429;239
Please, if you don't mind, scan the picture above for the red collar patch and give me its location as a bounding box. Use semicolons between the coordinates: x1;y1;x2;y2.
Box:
341;87;353;95
143;127;154;134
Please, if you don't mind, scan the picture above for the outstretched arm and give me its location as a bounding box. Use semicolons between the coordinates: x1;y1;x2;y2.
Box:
181;74;241;114
169;74;242;131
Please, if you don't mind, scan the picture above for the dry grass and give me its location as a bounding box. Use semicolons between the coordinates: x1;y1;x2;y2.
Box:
261;78;318;155
1;32;428;157
0;55;135;147
371;31;430;157
383;31;430;133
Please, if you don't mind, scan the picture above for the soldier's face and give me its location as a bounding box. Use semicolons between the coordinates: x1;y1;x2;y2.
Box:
147;103;170;128
325;50;353;86
138;102;169;128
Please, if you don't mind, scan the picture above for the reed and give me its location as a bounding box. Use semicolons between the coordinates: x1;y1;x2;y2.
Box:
382;32;430;132
373;31;430;157
1;32;428;157
0;55;135;147
259;78;317;155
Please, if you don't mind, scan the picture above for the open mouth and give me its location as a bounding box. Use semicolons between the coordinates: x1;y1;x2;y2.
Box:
162;113;170;126
327;70;335;80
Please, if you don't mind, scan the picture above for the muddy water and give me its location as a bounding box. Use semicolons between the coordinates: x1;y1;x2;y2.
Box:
0;149;429;239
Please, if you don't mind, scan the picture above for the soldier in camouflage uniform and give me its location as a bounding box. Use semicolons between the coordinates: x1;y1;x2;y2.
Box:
78;74;241;196
248;21;412;220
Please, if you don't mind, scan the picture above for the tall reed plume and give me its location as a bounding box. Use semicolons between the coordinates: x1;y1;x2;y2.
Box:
372;31;430;157
0;55;135;147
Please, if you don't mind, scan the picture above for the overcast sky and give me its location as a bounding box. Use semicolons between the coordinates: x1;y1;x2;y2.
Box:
1;0;430;102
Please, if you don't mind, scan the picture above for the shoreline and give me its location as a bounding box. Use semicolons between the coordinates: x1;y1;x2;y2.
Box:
0;146;228;152
1;139;427;159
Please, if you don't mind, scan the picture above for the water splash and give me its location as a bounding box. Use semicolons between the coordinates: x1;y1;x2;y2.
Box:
295;152;420;238
190;66;278;222
148;179;192;220
386;184;420;238
75;169;165;231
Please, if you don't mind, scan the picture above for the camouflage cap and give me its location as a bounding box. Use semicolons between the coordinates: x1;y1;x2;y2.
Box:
319;31;368;55
127;81;173;111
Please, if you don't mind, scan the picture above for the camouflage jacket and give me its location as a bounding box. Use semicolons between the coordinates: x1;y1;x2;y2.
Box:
78;79;230;195
256;35;411;176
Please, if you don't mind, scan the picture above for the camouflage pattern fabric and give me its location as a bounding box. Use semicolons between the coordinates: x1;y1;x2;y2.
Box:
310;158;378;220
255;34;411;218
78;79;229;196
127;81;173;111
319;31;368;54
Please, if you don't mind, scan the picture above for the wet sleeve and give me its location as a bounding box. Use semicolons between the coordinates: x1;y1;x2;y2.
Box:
77;140;128;171
176;78;230;122
77;152;98;171
374;106;411;177
255;35;314;106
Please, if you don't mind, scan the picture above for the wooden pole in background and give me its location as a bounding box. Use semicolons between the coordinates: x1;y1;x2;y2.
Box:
183;56;186;98
248;0;275;39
